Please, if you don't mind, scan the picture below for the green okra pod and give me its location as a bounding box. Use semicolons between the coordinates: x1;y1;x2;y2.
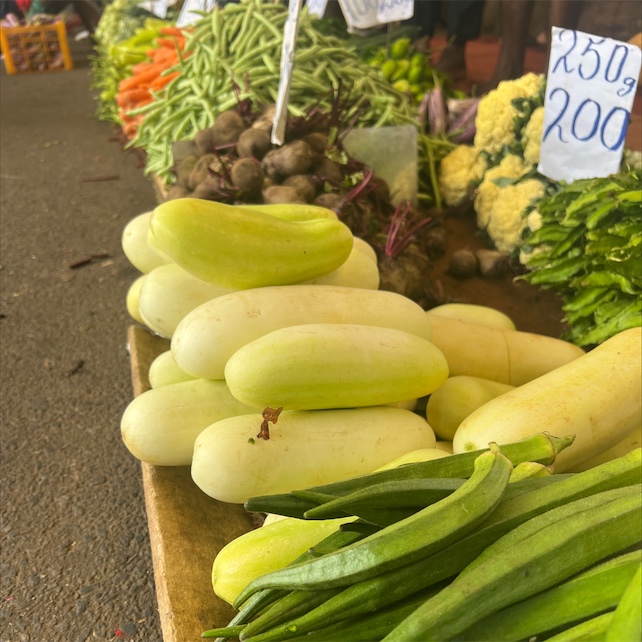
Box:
544;612;614;642
254;451;640;640
234;446;513;606
382;486;642;641
605;563;642;642
459;550;642;641
244;433;573;517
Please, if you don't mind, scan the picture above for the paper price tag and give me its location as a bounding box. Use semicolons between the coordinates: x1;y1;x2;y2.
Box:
176;0;217;28
272;0;303;145
338;0;381;32
139;0;168;19
377;0;414;24
538;27;641;183
306;0;329;18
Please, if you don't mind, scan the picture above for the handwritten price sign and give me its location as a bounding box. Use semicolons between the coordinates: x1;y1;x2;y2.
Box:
539;27;641;182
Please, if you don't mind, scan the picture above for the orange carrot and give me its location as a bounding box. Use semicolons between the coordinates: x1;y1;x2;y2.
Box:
116;87;151;108
149;70;180;91
118;63;168;91
160;26;184;37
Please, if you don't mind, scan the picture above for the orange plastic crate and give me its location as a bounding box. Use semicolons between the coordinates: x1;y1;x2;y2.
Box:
0;20;73;75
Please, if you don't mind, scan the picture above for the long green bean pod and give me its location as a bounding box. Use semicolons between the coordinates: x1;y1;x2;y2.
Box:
605;563;642;642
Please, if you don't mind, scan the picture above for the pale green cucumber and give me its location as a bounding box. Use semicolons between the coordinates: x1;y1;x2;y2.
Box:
126;274;146;325
461;550;642;641
382;486;642;641
426;303;516;330
299;246;380;290
121;211;169;274
120;378;258;466
148;350;196;389
149;198;354;289
139;263;235;339
191;406;437;504
605;563;642;642
224;324;449;410
453;327;642;472
172;284;434;380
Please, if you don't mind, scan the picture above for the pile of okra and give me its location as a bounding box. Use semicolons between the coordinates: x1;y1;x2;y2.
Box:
204;433;642;642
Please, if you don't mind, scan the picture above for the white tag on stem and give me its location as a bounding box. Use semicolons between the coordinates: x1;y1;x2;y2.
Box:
377;0;414;24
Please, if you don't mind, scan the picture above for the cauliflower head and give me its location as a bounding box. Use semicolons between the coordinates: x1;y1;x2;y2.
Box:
522;106;545;166
485;179;547;255
438;144;488;207
474;73;544;157
474;153;530;229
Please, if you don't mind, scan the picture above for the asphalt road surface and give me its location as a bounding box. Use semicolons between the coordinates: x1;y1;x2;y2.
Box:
1;48;164;642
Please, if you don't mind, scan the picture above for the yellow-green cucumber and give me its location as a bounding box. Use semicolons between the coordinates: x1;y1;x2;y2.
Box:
172;285;434;380
149;198;354;289
120;378;258;466
212;447;450;605
224;324;448;410
605;563;642;642
121;211;169;274
427;303;516;330
428;314;585;386
148;350;196;389
453;327;642;472
126;275;146;325
426;376;514;441
568;425;642;472
191;406;437;504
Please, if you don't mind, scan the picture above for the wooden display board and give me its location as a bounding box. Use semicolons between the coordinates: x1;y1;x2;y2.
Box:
127;325;255;642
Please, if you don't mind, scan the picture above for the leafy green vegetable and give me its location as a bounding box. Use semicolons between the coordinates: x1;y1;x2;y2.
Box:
520;169;642;347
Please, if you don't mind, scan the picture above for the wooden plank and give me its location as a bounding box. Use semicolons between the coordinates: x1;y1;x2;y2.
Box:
127;325;255;642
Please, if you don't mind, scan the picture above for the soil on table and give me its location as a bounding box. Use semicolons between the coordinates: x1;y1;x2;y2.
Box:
430;206;567;339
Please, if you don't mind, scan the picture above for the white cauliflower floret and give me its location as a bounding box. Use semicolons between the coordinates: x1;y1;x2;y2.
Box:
474;154;530;229
474;73;544;157
526;209;543;232
438;145;488;207
486;179;547;255
522;106;545;166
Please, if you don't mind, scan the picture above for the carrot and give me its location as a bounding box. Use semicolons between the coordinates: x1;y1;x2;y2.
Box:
148;47;180;64
131;60;154;75
149;70;180;91
117;87;151;108
118;63;168;91
160;26;184;37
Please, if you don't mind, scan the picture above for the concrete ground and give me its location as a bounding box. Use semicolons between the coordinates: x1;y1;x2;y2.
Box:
1;43;163;641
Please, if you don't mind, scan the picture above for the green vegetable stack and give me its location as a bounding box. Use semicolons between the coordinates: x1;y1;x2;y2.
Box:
520;168;642;348
203;436;641;642
127;0;418;184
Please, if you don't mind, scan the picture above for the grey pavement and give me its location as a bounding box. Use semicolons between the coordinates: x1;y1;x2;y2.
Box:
1;46;163;642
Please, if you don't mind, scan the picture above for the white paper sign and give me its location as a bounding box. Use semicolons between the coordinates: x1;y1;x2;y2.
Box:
176;0;217;28
139;0;168;19
538;27;641;183
306;0;329;19
377;0;414;24
338;0;381;32
272;0;303;145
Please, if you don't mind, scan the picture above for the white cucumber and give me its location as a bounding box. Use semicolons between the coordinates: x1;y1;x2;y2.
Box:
427;303;516;330
191;406;437;503
120;378;258;466
121;211;169;274
224;323;449;410
453;327;642;472
139;263;235;339
172;285;434;380
148;350;196;389
126;274;146;325
301;246;380;290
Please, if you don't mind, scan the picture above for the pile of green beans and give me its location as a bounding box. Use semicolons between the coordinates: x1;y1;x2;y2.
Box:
203;438;642;642
128;0;417;184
